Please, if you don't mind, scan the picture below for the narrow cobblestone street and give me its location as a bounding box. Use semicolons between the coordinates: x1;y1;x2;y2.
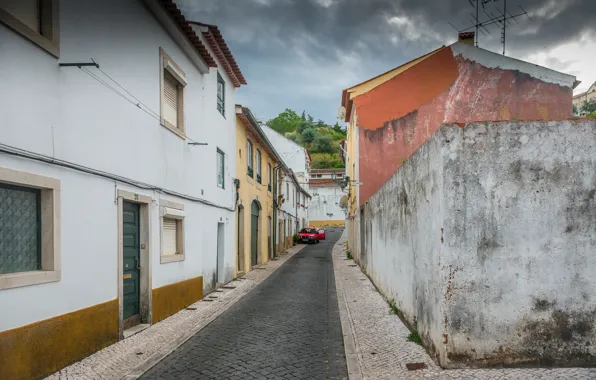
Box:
141;230;348;380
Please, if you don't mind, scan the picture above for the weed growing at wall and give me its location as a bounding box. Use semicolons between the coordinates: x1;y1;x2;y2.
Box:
346;250;353;260
407;330;422;345
388;299;398;315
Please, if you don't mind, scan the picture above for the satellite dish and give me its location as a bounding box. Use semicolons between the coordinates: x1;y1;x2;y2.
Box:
337;106;346;121
339;195;348;209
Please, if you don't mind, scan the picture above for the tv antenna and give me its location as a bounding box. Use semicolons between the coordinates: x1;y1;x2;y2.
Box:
449;0;531;55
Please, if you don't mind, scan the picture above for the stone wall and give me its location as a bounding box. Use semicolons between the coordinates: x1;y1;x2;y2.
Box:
361;119;596;368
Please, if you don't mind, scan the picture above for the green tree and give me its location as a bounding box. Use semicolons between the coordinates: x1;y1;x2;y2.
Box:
572;104;579;116
312;134;335;154
310;153;344;169
582;100;596;114
301;128;316;145
268;109;301;134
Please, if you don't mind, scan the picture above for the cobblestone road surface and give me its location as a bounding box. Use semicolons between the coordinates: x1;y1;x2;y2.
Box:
141;229;348;380
332;232;596;380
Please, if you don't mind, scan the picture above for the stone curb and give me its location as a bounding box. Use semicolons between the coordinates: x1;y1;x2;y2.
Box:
120;245;307;380
331;231;364;380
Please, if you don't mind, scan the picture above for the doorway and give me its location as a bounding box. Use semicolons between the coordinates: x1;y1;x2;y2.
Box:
268;216;272;259
237;205;244;273
250;200;260;266
122;201;140;329
117;189;151;339
216;222;225;283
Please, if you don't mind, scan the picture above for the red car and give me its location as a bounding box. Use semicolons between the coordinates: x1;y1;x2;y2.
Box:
298;228;326;244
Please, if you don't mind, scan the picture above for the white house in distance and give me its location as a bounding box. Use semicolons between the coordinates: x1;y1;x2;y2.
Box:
308;169;346;227
261;125;311;248
0;0;245;378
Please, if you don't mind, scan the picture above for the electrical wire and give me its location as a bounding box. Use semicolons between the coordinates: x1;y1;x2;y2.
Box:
79;67;162;123
0;142;235;211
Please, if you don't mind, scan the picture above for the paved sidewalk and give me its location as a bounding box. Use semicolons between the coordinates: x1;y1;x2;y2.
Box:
45;244;306;380
331;232;596;380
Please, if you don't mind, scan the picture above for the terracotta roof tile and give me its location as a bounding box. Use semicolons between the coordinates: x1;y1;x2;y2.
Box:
160;0;217;68
190;21;247;87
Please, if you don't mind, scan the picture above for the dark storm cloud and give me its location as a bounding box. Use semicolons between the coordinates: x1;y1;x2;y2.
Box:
178;0;596;124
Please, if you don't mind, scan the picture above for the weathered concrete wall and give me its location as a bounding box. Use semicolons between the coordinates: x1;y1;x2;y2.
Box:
363;119;596;368
355;43;575;206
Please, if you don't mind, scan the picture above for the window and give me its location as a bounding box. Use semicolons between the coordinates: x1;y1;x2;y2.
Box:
267;164;272;192
0;0;59;57
161;203;185;263
247;140;254;177
286;183;289;200
0;167;60;290
160;48;187;138
217;149;225;189
256;150;262;183
217;72;225;116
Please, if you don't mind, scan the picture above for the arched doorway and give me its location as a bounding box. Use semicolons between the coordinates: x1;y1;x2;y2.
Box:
237;205;244;272
250;200;260;266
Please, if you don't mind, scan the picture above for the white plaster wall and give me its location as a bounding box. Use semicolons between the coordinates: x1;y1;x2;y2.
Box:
262;126;309;175
441;120;596;367
309;185;345;222
0;0;237;331
363;119;596;367
362;131;445;359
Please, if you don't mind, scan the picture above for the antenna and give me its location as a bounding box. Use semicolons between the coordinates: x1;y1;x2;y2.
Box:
450;0;530;54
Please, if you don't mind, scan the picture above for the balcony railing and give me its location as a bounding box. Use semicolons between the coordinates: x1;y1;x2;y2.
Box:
268;184;272;192
256;174;262;184
247;166;254;177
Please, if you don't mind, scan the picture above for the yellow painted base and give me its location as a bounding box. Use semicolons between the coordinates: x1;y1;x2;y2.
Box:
152;276;203;324
0;299;119;380
309;220;346;228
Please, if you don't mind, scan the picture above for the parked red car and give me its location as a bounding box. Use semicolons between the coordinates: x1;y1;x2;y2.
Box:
298;228;326;244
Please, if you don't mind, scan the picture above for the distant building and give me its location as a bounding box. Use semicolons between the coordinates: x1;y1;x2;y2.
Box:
573;81;596;115
308;169;346;227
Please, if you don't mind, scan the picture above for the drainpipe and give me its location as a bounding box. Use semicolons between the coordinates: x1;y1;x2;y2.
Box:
272;165;282;258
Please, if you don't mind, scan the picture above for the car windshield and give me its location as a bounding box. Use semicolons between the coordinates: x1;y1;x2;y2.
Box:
300;228;317;233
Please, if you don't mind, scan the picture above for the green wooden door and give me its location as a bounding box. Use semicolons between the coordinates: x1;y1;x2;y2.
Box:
250;201;259;266
123;201;140;320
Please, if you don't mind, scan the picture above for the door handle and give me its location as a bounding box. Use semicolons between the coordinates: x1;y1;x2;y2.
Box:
135;257;141;271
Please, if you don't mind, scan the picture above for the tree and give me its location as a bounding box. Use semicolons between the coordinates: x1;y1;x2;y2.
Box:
301;128;316;146
582;100;596;114
310;153;344;169
301;110;306;120
312;134;334;154
267;109;301;134
572;104;579;116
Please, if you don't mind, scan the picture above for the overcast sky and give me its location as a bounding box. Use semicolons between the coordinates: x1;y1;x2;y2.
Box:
179;0;596;124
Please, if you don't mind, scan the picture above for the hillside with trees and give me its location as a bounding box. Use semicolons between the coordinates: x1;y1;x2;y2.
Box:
267;109;346;169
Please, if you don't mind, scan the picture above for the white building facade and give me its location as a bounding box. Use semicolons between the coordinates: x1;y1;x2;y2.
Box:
0;1;246;378
261;125;311;249
308;169;347;227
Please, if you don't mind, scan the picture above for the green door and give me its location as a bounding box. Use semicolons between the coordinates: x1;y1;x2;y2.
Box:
250;201;259;266
123;201;140;321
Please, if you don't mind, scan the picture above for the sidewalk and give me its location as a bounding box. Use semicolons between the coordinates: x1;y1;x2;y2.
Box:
45;245;306;380
331;232;596;380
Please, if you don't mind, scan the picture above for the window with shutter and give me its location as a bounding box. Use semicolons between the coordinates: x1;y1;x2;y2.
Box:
163;71;179;128
162;218;178;256
217;149;225;188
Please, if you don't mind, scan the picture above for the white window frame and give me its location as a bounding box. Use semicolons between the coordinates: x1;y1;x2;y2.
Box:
0;0;60;57
217;148;225;189
160;200;185;264
267;163;272;191
247;140;253;174
159;48;187;139
0;167;60;290
217;72;225;117
256;149;262;182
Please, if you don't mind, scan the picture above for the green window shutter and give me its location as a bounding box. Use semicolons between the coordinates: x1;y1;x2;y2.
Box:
0;183;41;274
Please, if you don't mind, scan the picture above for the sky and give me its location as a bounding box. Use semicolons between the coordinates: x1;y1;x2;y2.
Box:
178;0;596;125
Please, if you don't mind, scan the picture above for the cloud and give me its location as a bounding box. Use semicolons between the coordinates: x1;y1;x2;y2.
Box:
177;0;596;123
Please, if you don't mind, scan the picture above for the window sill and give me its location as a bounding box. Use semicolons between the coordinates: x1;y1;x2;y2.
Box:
161;120;186;140
0;9;60;58
160;254;185;264
246;175;254;185
0;270;61;290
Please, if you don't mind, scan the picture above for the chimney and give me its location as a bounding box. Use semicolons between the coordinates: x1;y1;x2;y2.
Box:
458;32;475;46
